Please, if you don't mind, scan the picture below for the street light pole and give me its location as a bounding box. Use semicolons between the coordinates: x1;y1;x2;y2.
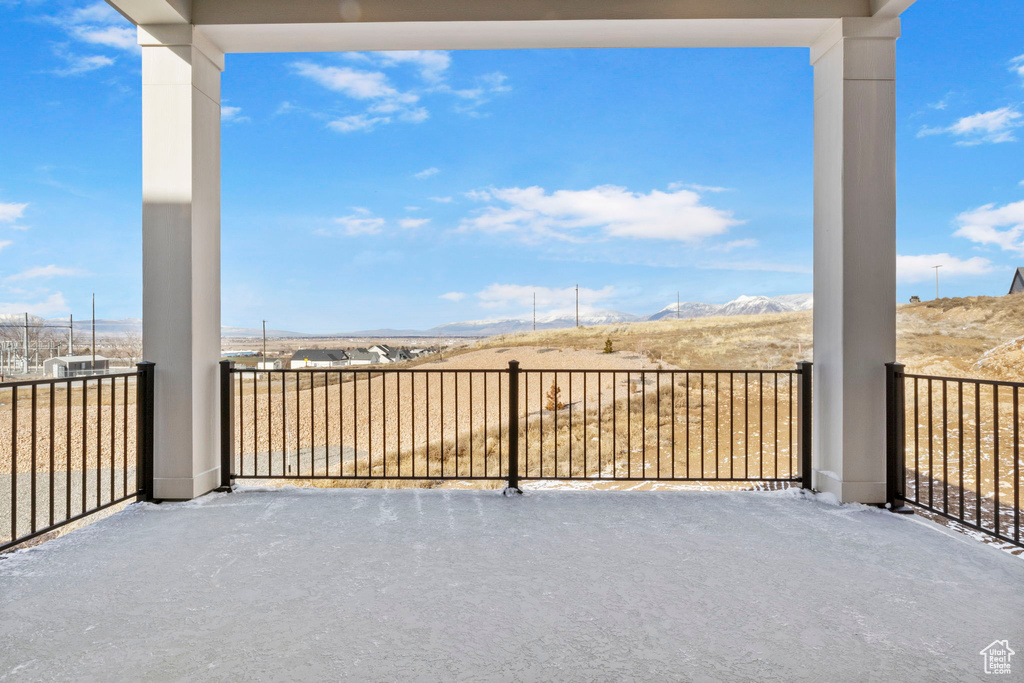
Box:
262;320;267;366
933;265;942;300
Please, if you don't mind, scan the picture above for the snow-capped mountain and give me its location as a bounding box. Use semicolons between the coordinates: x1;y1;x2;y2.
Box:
643;293;813;321
41;294;813;339
646;302;723;321
429;310;639;337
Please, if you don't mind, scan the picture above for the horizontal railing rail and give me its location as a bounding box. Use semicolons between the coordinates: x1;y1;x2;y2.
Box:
223;360;811;489
1;362;154;553
887;363;1022;549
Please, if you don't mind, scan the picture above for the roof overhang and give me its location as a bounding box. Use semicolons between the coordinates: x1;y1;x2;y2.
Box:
108;0;917;53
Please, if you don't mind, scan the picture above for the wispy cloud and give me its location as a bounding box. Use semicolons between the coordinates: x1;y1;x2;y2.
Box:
49;2;138;53
1011;54;1024;80
399;218;430;229
474;283;616;316
319;213;387;236
954;200;1024;254
668;182;732;193
50;49;114;76
414;167;440;179
0;292;69;317
292;52;509;134
429;196;454;204
293;62;414;101
0;202;28;224
919;107;1023;145
6;265;88;282
375;51;451;84
460;185;742;243
0;241;12;253
439;291;466;302
895;253;994;282
221;105;250;123
696;260;812;275
927;91;955;111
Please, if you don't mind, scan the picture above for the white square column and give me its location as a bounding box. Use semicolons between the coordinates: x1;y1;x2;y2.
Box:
811;18;899;504
140;25;224;500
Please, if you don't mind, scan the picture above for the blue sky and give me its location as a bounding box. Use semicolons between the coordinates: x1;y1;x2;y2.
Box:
0;1;1023;332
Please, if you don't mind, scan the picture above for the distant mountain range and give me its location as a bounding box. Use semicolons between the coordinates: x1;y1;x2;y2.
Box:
37;294;813;339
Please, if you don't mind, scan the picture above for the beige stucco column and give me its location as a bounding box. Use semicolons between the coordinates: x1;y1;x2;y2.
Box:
811;18;899;503
140;25;223;500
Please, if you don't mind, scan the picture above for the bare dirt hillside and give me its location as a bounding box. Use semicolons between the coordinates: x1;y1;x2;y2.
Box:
473;294;1024;382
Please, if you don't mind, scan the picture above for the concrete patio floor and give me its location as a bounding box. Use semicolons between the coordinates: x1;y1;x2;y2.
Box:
1;487;1021;681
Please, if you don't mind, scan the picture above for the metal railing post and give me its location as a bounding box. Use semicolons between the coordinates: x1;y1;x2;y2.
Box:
796;361;813;490
505;360;522;494
219;360;235;491
136;361;155;502
885;362;909;511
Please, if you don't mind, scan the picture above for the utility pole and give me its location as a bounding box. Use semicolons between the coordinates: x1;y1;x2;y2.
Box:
69;313;73;357
575;284;579;328
262;320;267;366
91;293;96;374
933;265;942;300
533;292;536;331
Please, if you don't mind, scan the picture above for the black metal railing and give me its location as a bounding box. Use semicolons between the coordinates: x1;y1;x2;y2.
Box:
0;362;154;553
887;363;1022;549
222;360;811;489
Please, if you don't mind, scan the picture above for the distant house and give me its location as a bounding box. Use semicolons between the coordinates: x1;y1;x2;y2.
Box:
1010;267;1024;294
256;360;282;371
368;344;395;363
347;348;381;366
289;349;349;369
369;345;414;363
43;355;110;378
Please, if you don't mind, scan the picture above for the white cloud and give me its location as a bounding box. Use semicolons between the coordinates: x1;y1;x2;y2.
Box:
475;283;616;316
74;25;136;50
399;218;430;229
896;253;994;282
51;3;138;52
669;182;732;193
293;54;508;134
0;202;28;223
325;213;386;236
439;291;466;302
0;292;68;317
399;107;429;123
429;196;454;203
461;185;742;243
221;105;249;122
6;265;87;282
0;241;12;253
1010;54;1024;79
711;238;758;252
919;107;1023;145
327;114;390;133
292;62;412;102
376;51;451;83
414;167;439;179
52;52;114;76
927;91;955;111
696;260;812;274
954;200;1024;254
